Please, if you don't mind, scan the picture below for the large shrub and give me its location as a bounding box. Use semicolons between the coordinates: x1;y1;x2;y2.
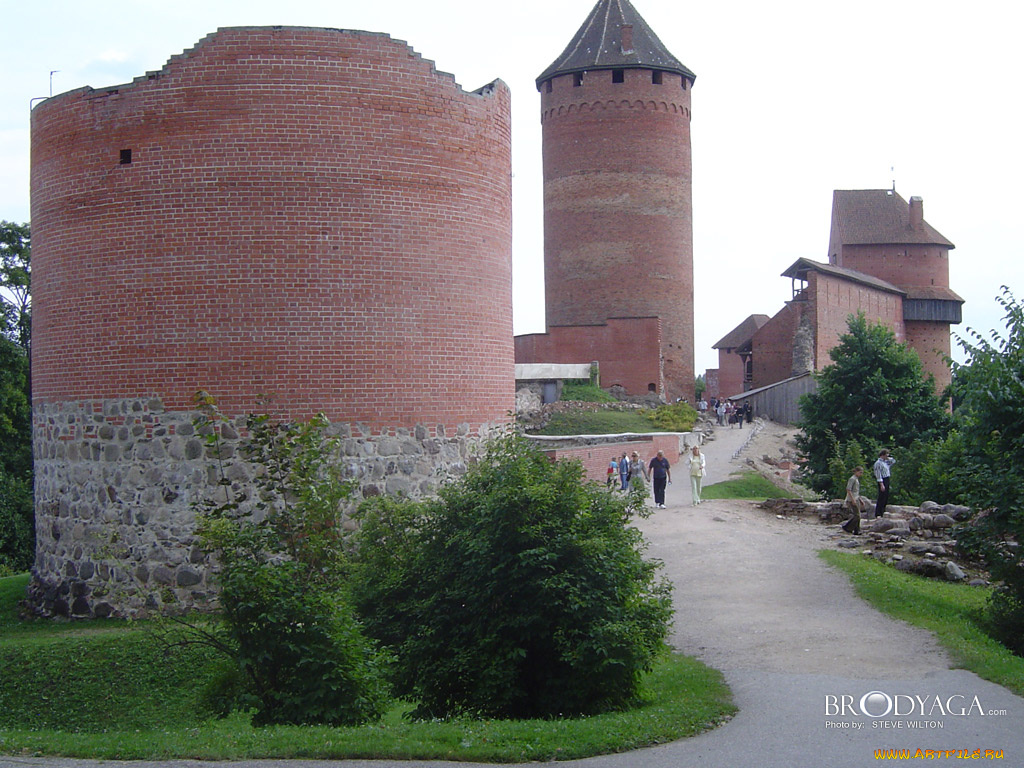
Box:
351;434;673;719
645;401;698;432
0;471;32;576
797;313;952;495
0;221;33;575
947;289;1024;654
192;395;390;726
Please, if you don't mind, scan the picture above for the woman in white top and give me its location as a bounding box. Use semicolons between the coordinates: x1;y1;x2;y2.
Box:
688;444;707;506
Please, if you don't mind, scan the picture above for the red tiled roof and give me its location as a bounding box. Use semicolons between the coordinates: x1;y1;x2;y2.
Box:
832;189;954;248
713;314;770;350
781;258;905;295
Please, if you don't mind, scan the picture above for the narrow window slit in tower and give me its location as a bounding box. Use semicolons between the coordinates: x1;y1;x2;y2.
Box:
573;72;583;87
612;69;624;83
545;79;552;93
119;149;132;165
651;70;663;85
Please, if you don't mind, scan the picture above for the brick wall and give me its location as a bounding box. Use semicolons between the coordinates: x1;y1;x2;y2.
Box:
27;26;514;617
904;320;953;393
535;433;688;485
30;26;514;430
514;317;663;395
539;67;694;401
716;348;747;399
839;243;950;291
704;368;720;399
809;271;904;367
753;273;906;390
752;302;806;389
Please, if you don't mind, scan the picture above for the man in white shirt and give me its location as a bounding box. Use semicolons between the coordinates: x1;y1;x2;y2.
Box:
873;449;896;518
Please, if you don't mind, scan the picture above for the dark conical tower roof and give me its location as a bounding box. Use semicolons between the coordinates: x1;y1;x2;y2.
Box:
537;0;695;89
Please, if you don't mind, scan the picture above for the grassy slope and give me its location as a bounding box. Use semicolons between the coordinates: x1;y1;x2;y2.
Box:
820;551;1024;697
0;573;735;760
702;471;790;500
532;409;658;436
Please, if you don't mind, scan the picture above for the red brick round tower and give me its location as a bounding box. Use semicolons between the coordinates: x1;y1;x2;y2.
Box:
536;0;695;401
28;27;513;617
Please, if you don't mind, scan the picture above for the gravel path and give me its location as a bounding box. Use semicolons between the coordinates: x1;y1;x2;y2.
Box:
6;420;1023;768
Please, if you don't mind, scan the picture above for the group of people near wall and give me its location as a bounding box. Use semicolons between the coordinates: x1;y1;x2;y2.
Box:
704;397;753;428
606;444;708;508
841;449;896;535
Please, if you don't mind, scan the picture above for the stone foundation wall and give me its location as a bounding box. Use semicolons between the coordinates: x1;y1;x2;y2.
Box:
29;398;493;618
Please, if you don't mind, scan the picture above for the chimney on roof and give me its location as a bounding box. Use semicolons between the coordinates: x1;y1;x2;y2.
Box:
621;24;634;54
909;196;924;231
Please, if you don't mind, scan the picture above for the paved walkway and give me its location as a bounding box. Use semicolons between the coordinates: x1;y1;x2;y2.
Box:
5;420;1023;768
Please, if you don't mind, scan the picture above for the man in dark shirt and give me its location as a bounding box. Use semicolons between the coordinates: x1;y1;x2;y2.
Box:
648;450;672;509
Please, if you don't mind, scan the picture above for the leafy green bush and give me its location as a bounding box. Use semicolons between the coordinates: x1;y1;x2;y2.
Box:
0;470;33;575
947;289;1024;655
797;313;952;495
192;395;390;726
350;434;673;719
644;402;698;432
560;380;616;402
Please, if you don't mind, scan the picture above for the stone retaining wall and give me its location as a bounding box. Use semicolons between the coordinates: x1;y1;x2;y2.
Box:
30;398;493;618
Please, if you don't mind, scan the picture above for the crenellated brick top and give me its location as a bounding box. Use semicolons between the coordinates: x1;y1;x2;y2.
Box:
30;26;513;429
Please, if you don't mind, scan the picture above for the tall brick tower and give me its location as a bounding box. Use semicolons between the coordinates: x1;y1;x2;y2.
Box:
537;0;696;400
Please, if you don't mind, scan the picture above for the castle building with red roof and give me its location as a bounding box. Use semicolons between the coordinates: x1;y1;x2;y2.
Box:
709;189;962;406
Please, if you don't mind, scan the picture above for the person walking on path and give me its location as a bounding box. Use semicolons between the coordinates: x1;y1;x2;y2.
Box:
628;451;649;496
687;444;706;506
618;452;630;491
841;466;864;534
873;449;895;518
648;449;672;509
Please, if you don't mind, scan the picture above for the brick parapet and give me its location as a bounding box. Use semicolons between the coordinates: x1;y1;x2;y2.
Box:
30;26;513;429
529;432;693;485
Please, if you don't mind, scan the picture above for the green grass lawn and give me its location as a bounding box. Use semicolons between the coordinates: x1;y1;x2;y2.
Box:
820;551;1024;697
531;409;659;436
702;471;791;500
0;573;736;761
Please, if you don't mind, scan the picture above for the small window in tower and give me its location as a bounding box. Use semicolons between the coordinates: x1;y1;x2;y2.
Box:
573;72;583;87
682;78;688;90
612;69;624;83
652;70;663;85
119;149;132;165
545;79;552;93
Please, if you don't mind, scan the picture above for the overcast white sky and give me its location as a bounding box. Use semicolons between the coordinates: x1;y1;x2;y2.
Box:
2;0;1021;374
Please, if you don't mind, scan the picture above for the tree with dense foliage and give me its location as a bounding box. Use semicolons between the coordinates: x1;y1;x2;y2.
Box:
0;221;31;357
190;395;389;726
0;221;32;574
796;313;952;497
351;433;673;720
947;288;1024;654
